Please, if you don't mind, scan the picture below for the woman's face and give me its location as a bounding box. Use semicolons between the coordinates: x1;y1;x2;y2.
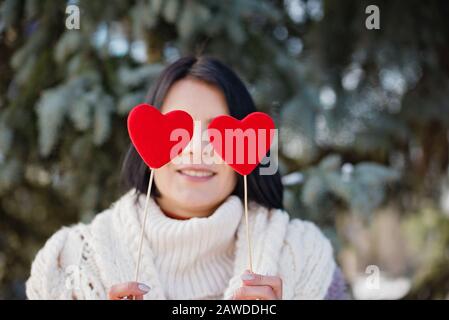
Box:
154;77;237;218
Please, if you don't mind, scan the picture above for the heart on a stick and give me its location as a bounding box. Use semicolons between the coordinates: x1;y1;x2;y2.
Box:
207;112;275;175
127;104;194;168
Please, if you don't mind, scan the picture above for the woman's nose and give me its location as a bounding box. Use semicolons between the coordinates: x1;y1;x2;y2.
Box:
182;120;209;158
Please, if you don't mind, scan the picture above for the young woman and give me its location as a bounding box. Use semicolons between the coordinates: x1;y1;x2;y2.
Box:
26;56;348;300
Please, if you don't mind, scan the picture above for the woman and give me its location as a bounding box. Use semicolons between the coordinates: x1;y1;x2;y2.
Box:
26;56;348;300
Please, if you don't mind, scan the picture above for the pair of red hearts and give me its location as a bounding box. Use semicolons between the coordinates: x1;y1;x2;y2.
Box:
127;104;275;175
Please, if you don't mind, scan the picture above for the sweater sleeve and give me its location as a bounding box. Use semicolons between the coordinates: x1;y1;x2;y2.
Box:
283;219;337;299
26;225;86;300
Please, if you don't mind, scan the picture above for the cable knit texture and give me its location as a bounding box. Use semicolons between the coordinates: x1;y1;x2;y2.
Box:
26;189;337;300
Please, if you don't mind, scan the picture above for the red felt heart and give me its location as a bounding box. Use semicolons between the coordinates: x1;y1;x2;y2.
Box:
127;104;194;169
207;112;275;175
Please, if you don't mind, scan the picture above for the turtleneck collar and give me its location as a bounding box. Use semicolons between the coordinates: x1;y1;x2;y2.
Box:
136;193;243;299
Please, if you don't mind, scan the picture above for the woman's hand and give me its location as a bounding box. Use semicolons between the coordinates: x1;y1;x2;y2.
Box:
232;270;282;300
108;282;150;300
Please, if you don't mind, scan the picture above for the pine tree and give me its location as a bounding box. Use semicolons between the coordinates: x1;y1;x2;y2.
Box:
1;0;448;299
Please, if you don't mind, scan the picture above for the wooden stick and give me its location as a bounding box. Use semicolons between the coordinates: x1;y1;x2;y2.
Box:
134;168;154;282
244;174;253;272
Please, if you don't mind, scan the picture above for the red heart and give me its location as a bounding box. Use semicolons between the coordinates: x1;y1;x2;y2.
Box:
127;104;194;168
207;112;275;175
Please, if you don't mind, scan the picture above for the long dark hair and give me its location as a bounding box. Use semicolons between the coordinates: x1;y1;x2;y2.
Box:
120;56;284;210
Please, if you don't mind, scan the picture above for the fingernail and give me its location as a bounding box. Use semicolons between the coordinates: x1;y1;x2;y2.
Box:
241;274;255;281
138;284;151;293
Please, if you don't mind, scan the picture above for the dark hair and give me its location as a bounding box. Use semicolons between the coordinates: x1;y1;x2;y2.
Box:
120;56;284;210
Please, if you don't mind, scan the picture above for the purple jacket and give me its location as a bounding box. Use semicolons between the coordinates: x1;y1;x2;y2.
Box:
324;267;350;299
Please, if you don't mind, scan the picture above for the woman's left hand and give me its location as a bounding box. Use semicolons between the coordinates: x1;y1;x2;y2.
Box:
231;270;282;300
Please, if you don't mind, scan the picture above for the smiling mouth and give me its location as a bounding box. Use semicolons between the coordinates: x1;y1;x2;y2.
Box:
176;168;217;179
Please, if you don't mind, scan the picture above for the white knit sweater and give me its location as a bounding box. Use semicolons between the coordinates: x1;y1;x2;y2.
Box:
26;189;336;300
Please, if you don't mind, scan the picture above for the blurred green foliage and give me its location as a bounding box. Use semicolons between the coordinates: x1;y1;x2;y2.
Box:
0;0;448;299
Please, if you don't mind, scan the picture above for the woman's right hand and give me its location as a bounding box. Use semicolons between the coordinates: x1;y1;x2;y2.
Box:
108;282;151;300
